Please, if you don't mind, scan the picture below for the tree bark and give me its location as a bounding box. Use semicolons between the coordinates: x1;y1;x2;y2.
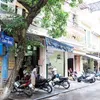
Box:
1;29;26;100
17;0;48;27
1;0;48;99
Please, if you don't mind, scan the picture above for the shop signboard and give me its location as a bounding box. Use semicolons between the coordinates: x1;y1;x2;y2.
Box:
0;35;14;46
0;44;3;56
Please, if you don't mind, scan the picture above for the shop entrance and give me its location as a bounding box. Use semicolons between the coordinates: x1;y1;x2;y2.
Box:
68;58;73;75
46;50;64;78
22;47;40;74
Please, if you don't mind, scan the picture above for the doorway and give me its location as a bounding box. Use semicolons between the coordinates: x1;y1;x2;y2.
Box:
22;47;40;72
68;58;73;75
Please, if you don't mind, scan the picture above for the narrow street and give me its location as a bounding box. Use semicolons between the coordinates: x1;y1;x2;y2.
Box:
1;0;100;100
9;81;100;100
43;82;100;100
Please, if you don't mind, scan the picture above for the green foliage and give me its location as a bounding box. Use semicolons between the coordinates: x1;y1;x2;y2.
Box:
3;16;27;36
70;0;83;7
78;0;83;4
27;40;44;48
24;0;39;6
2;0;83;43
41;0;68;38
41;0;82;38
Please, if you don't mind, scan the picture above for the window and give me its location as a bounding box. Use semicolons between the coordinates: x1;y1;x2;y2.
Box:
9;0;14;2
1;3;7;10
1;0;14;2
72;14;78;25
1;0;7;3
22;9;26;17
15;6;18;14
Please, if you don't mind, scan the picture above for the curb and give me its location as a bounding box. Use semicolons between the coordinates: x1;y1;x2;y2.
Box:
34;81;100;100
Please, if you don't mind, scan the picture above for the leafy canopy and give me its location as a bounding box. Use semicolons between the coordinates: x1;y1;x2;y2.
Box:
40;0;82;38
41;0;68;38
2;0;83;40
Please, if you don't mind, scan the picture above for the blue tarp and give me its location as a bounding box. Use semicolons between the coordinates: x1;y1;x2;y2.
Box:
45;37;73;52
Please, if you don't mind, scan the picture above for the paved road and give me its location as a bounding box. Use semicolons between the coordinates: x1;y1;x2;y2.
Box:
43;83;100;100
9;81;100;100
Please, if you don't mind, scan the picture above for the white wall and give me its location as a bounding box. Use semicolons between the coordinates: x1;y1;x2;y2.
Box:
65;52;68;77
47;51;64;76
39;47;46;78
80;56;83;73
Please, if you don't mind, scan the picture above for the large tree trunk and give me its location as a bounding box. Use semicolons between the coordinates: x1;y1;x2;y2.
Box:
1;0;48;99
1;30;26;100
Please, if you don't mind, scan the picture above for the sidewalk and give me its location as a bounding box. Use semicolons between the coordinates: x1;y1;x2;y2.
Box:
10;80;100;100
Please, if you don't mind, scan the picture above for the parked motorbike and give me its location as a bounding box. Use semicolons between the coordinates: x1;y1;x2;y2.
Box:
50;74;70;89
95;72;100;80
77;72;96;83
29;77;52;93
36;78;52;93
12;79;33;97
69;71;77;81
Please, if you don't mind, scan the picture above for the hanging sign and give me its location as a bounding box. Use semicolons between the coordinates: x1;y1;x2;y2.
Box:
0;34;14;46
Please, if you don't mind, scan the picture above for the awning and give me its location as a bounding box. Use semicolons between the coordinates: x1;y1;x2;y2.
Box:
45;37;73;52
85;54;100;61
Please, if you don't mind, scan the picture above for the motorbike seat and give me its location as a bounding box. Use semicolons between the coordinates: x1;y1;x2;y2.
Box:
59;77;68;80
36;78;48;83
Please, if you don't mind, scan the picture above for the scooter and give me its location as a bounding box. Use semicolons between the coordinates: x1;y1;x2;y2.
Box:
12;79;33;97
50;74;70;89
70;71;77;81
29;74;52;93
95;72;100;80
77;72;96;83
35;78;52;93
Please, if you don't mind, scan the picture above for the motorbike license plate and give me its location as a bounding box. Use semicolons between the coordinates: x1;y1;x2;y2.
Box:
29;84;33;88
14;82;20;87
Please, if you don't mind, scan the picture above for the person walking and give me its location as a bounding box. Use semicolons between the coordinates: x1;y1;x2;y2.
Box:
31;68;37;89
68;68;73;76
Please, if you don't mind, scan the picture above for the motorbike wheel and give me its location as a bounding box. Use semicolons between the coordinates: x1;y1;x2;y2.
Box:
62;81;70;89
77;78;81;82
11;86;17;93
23;86;33;97
46;84;52;93
90;78;96;83
96;76;100;80
52;82;56;87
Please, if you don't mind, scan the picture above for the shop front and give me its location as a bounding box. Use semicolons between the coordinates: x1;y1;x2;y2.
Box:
83;54;100;73
0;44;15;87
45;37;73;78
46;48;65;78
0;32;14;87
26;34;73;78
73;50;87;73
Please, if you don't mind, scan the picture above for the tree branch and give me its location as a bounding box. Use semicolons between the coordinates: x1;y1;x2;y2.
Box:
17;0;31;11
26;0;48;27
0;19;6;30
0;20;4;25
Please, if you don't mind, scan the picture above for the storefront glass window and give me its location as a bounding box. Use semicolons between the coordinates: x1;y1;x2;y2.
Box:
47;50;64;78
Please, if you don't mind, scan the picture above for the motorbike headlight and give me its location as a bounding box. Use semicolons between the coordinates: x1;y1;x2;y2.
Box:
14;82;20;87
